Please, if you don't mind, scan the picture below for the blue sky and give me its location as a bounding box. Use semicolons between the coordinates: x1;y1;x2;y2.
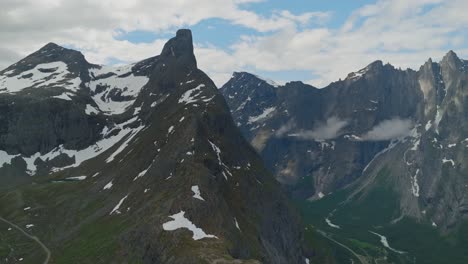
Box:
112;0;380;84
2;0;468;87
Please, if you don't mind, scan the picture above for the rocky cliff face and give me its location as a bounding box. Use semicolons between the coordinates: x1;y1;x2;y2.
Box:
0;30;307;264
221;52;468;230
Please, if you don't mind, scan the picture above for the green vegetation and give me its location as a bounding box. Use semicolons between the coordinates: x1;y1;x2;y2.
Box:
297;168;468;264
0;221;46;264
53;218;129;264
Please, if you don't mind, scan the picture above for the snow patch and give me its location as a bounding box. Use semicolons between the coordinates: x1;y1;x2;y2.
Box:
0;61;81;93
247;107;276;124
425;120;432;131
53;92;73;101
178;84;209;105
106;123;145;163
88;64;149;115
66;176;87;181
0;150;20;168
347;66;369;81
235;97;250;112
110;195;129;215
103;181;113;190
208;140;232;180
162;211;218;240
234;218;241;231
325;218;340;229
85;104;100;115
410;137;420;151
369;231;406;254
434;107;443;134
168;126;175;135
17;118;144;175
410;169;420;197
191;185;205;201
442;158;455;167
134;165;151;181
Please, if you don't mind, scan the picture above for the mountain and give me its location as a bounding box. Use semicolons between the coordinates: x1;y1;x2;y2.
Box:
0;30;308;264
221;53;468;263
221;63;421;199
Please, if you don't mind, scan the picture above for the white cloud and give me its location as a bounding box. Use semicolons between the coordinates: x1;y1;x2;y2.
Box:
287;117;348;140
1;0;468;88
0;0;327;69
200;0;468;87
360;118;413;141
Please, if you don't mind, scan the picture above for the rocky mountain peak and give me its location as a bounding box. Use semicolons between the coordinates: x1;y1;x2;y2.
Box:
366;60;391;74
419;57;436;73
285;80;307;86
228;72;262;85
345;60;385;81
232;71;254;79
441;49;462;70
160;29;197;69
40;42;62;51
0;41;94;81
368;59;384;68
32;42;89;64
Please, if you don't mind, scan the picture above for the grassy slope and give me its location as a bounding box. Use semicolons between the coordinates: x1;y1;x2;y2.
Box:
0;179;132;264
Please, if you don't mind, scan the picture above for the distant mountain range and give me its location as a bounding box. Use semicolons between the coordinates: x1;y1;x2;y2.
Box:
221;51;468;263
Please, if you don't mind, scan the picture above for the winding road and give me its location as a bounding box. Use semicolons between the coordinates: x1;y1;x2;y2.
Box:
0;216;51;264
317;230;369;264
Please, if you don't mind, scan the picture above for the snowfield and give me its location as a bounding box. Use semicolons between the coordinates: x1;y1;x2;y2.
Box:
88;64;149;115
0;61;81;93
162;211;217;240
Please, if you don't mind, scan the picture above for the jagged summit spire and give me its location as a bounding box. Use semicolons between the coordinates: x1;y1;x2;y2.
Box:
441;50;461;68
161;29;197;69
445;50;458;58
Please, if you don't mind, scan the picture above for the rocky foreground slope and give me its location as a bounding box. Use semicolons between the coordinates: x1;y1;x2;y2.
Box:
0;30;308;264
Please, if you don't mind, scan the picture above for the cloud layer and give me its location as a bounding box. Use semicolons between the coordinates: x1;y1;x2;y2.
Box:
287;117;348;141
1;0;468;87
360;118;413;141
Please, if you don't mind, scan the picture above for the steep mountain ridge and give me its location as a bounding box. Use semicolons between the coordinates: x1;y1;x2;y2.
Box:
221;52;468;231
0;30;307;264
221;63;422;193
